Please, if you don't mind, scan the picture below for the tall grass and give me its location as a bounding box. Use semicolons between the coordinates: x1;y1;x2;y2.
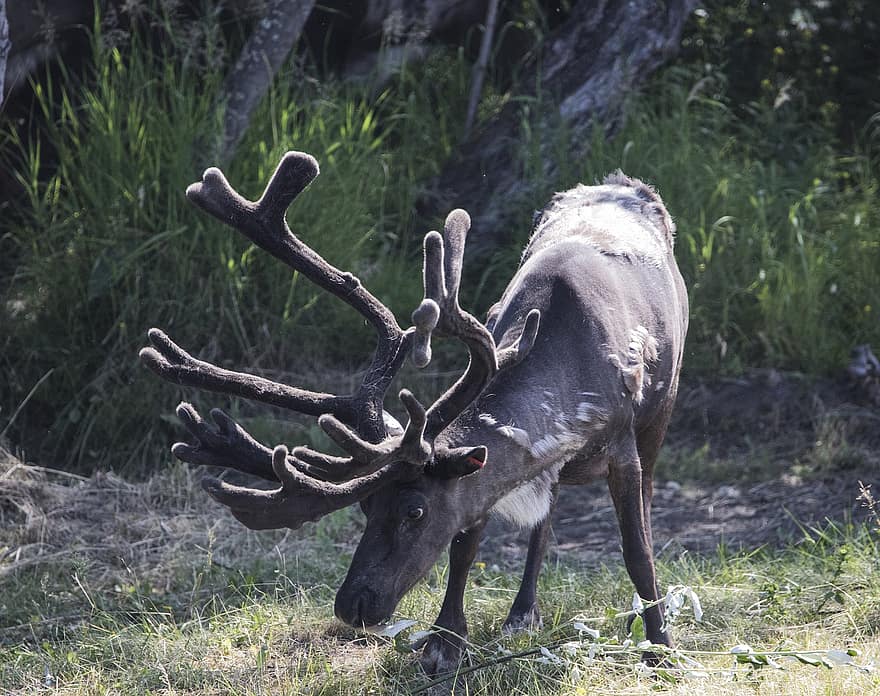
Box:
2;7;878;472
0;18;471;471
647;75;879;374
503;67;880;374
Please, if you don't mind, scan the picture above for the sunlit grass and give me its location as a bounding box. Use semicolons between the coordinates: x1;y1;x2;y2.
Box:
1;447;878;694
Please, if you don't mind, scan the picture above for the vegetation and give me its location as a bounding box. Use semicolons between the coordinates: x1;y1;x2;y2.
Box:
565;72;878;375
0;11;471;470
0;6;877;692
1;2;878;471
1;444;879;694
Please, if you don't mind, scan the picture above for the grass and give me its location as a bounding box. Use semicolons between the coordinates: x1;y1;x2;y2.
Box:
1;4;877;693
503;66;880;375
1;4;878;472
1;445;878;694
0;13;469;472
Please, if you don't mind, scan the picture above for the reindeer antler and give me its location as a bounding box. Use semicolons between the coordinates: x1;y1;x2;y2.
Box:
284;209;542;483
203;445;416;530
142;151;541;530
292;389;431;482
140;152;411;436
413;210;541;439
139;152;428;527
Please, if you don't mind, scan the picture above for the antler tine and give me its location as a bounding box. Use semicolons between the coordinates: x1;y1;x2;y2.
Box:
412;216;498;372
201;445;413;531
412;210;542;439
414;211;498;438
140;329;342;417
185;152;404;347
291;389;430;482
162;398;401;492
441;209;469;301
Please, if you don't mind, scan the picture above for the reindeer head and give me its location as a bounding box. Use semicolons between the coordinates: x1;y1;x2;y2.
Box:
140;152;540;627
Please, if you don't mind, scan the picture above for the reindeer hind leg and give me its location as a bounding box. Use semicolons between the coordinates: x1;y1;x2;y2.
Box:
607;433;671;649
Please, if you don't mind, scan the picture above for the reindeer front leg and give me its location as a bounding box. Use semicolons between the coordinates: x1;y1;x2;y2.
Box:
420;520;486;676
503;482;558;634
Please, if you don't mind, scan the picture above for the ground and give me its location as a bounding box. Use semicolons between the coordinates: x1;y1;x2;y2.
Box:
1;370;878;694
484;368;877;566
486;465;868;567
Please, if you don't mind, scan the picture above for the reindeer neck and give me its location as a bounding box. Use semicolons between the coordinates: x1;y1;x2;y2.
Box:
437;376;611;529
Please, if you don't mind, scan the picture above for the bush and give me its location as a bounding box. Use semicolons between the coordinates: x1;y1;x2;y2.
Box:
2;3;878;472
0;14;469;471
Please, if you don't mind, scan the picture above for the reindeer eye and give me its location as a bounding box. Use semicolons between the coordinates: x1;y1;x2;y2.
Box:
407;506;424;521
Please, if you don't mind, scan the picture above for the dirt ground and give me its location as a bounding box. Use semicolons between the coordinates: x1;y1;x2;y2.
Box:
482;468;870;568
479;369;879;568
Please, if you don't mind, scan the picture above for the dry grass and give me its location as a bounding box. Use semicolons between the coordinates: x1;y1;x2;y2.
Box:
1;444;879;694
0;444;356;587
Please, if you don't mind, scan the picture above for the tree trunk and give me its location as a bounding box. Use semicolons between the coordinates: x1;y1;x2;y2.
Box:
219;0;317;161
0;0;8;106
464;0;500;138
342;0;487;83
426;0;698;254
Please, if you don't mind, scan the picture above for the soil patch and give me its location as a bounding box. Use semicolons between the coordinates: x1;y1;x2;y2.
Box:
1;371;877;582
478;370;879;568
480;469;871;570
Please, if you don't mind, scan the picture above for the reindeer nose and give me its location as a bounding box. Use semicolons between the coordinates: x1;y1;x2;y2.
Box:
335;586;384;627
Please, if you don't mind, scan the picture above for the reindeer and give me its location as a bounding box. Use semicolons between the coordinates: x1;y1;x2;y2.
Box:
139;151;688;675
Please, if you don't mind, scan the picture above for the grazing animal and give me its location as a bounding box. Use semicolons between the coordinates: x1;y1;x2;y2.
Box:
140;151;688;675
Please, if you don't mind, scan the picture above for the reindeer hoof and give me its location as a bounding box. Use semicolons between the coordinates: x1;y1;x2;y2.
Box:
419;632;467;678
639;630;673;666
502;604;542;635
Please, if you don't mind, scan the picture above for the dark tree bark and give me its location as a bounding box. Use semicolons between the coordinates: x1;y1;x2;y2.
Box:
342;0;487;83
2;0;92;100
0;0;9;106
219;0;316;161
426;0;698;254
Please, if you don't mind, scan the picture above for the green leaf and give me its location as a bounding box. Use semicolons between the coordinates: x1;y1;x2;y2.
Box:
792;654;822;666
394;632;415;654
255;643;269;669
655;668;680;684
629;615;646;643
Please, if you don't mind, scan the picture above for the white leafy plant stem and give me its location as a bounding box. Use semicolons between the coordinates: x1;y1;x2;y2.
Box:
366;585;873;692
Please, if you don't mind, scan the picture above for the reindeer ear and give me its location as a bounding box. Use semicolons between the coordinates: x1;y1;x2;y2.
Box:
428;445;487;479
